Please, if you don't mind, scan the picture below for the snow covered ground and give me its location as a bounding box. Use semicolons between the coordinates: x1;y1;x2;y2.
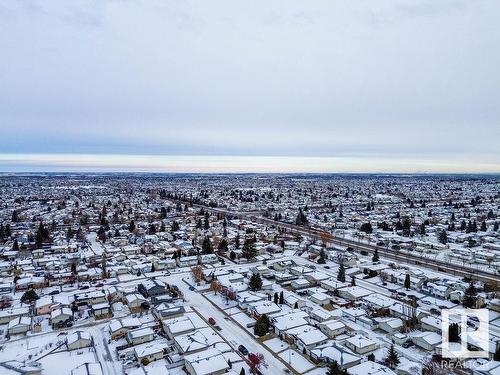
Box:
161;270;291;375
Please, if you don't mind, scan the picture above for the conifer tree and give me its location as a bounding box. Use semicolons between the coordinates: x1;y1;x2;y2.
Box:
337;263;345;283
404;274;411;290
202;236;214;254
318;248;326;264
463;281;478;308
249;273;263;290
385;344;400;369
242;238;257;260
254;314;270;337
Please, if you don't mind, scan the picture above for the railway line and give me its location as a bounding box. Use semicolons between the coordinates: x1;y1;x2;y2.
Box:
170;199;499;284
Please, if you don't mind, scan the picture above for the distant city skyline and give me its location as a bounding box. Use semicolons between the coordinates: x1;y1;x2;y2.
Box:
1;1;499;173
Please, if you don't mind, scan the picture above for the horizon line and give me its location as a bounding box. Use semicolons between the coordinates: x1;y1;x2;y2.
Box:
0;153;499;174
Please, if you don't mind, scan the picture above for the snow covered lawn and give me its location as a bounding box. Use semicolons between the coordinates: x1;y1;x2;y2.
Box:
204;292;238;310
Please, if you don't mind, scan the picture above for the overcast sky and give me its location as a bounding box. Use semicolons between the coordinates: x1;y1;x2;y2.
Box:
0;0;499;173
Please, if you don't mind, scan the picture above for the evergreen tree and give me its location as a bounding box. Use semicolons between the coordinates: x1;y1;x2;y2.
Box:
437;229;448;244
463;281;478;308
385;344;400;369
402;217;412;236
171;221;180;232
35;222;47;249
235;234;240;249
253;314;270;337
372;248;380;262
273;292;279;304
128;220;135;233
460;220;466;231
480;221;487;232
326;361;345;375
21;289;39;304
337;263;345;283
202;236;214;254
295;207;308;225
317;248;326;264
242;238;257;260
218;238;228;253
249;273;263;290
404;274;411;290
12;239;19;251
279;290;284;304
149;223;156;234
204;212;210;230
97;226;106;243
360;222;373;234
494;222;499;232
229;250;236;260
351;275;356;286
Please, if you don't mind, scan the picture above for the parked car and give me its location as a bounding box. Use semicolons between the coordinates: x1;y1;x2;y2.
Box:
238;345;249;356
208;317;216;325
49;290;60;295
402;340;414;348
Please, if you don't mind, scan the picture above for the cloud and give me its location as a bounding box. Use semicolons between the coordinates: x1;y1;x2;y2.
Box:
0;0;499;172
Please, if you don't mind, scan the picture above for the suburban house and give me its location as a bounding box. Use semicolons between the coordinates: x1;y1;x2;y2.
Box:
318;320;346;338
50;308;73;328
109;317;142;340
7;316;31;335
412;332;442;351
310;342;362;368
344;334;378;354
127;327;155;345
134;342;168;364
67;331;92;350
184;348;229;375
138;280;167;298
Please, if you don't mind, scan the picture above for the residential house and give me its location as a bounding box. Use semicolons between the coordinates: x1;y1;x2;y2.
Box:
127;327;155;345
8;316;31;335
345;334;378;354
67;331;92;350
